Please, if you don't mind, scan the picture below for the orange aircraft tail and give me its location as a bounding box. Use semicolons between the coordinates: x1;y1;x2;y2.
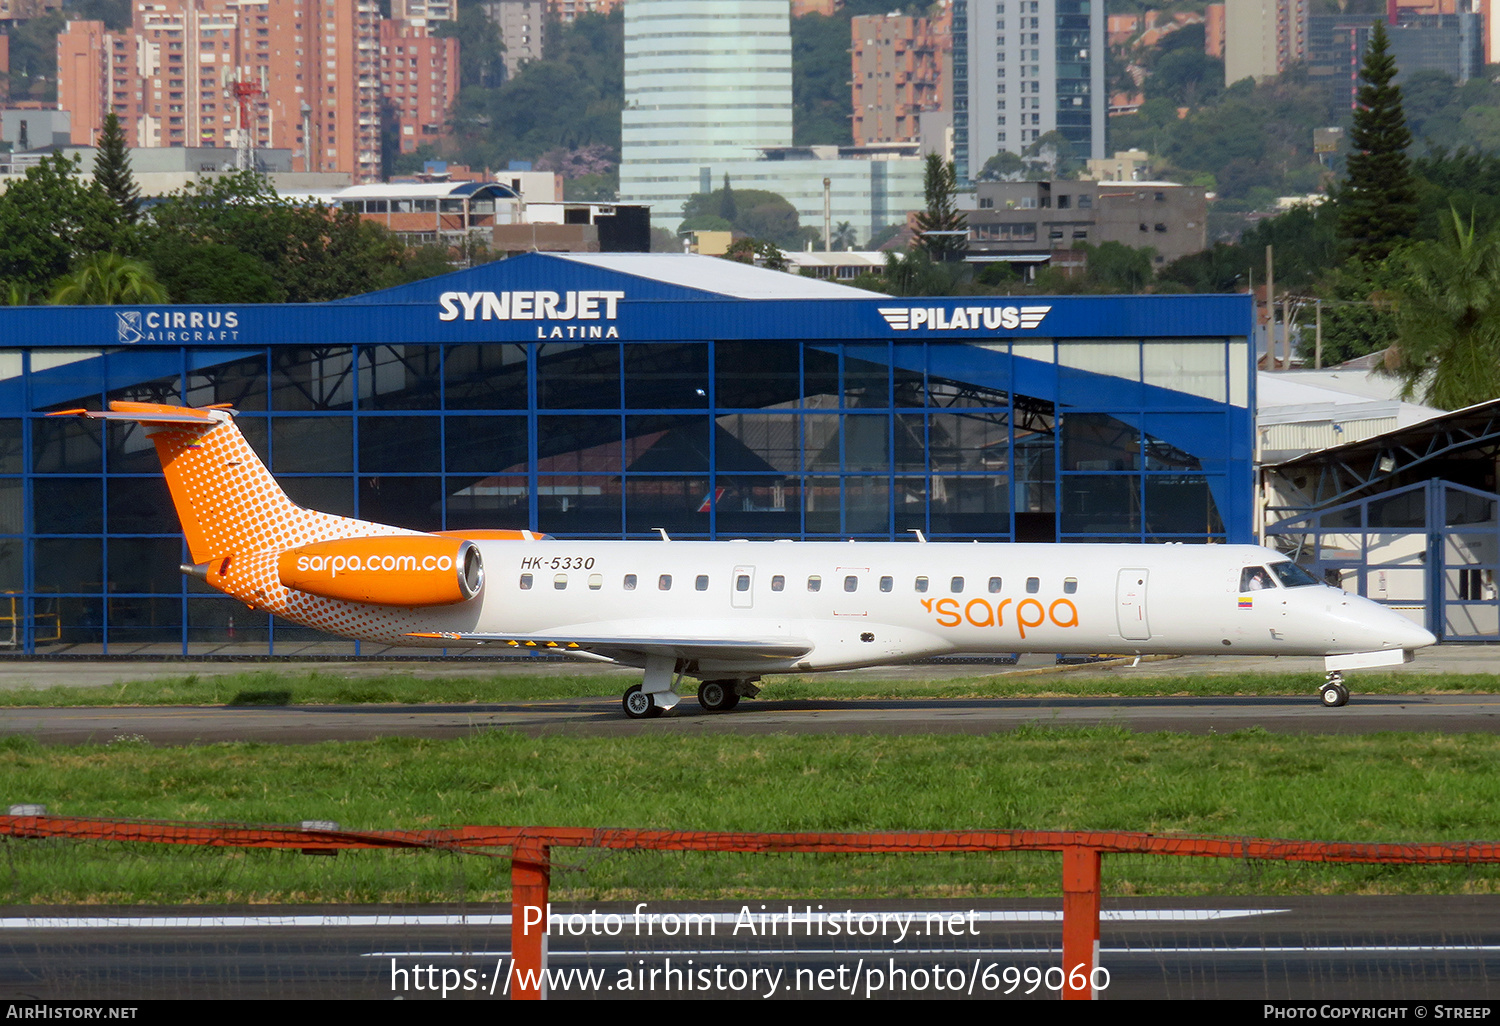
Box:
50;402;416;564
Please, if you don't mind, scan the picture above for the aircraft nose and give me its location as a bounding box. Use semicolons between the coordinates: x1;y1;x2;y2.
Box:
1374;605;1436;650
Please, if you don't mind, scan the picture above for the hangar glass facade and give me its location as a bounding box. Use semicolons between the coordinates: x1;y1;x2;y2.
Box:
0;253;1253;653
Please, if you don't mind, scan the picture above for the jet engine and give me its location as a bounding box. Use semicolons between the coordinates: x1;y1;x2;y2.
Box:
277;536;484;607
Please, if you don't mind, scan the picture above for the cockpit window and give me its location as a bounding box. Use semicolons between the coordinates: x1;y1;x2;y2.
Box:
1240;566;1276;591
1270;562;1320;588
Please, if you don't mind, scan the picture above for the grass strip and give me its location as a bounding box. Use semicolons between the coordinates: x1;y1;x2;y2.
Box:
2;727;1499;903
0;668;1497;707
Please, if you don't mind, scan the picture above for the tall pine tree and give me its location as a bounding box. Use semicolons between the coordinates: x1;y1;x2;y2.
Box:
94;112;140;227
1337;23;1418;265
914;154;967;262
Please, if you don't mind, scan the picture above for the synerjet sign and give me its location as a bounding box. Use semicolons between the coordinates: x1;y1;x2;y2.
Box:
438;290;625;339
879;304;1051;332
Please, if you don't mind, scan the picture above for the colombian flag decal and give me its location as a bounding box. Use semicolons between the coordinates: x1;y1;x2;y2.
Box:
1239;596;1253;609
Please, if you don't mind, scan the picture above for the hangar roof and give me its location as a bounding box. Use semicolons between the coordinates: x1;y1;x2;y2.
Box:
546;253;888;299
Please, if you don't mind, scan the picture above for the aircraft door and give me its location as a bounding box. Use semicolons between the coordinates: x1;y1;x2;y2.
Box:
732;565;755;609
1116;568;1150;641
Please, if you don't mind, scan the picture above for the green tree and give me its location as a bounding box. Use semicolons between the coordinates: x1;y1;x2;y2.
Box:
0;154;127;293
832;221;857;251
1079;242;1156;293
94;111;140;227
877;247;968;297
976;151;1030;182
145;170;405;303
718;175;737;223
913;154;966;262
149;240;283;303
1337;23;1419;264
434;0;505;89
49;253;167;305
1383;209;1500;409
724;237;789;272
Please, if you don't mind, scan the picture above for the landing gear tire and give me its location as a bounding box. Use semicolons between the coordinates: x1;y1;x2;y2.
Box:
1320;681;1349;708
697;680;740;712
623;684;662;719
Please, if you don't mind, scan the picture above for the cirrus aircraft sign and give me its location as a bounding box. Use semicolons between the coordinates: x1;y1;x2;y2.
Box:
878;305;1051;332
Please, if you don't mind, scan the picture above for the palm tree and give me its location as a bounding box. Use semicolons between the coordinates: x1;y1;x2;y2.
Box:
832;221;857;251
1385;208;1500;410
49;253;168;305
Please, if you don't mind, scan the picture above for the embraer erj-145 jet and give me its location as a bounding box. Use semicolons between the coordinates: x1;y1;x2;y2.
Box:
58;402;1436;717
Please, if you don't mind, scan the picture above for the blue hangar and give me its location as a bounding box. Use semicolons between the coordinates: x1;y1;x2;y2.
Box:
0;253;1254;654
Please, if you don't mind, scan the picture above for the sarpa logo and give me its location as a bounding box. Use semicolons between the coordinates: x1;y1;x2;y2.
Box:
879;305;1051;332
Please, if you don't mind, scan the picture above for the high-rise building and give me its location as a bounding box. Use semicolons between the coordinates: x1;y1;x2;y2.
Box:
380;19;459;156
951;0;1105;184
549;0;621;22
0;0;60;19
618;0;925;246
56;0;451;182
480;0;547;80
620;0;795;219
390;0;454;20
850;10;946;146
1223;0;1308;84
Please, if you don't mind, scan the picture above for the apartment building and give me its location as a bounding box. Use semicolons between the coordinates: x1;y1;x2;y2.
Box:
850;10;947;146
480;0;546;79
57;0;450;182
549;0;621;21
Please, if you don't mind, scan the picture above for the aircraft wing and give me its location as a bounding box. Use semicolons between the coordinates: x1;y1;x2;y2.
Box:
404;631;813;664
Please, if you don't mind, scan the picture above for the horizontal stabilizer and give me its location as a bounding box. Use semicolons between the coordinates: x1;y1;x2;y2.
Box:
404;631;813;664
47;407;229;426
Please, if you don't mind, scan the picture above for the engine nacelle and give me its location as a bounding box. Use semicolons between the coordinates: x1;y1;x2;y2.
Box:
277;536;484;607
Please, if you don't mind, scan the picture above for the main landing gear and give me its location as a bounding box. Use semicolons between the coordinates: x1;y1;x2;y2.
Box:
696;679;740;712
1320;670;1349;708
622;684;663;719
620;674;756;719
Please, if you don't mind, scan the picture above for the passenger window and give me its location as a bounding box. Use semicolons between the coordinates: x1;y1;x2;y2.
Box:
623;574;637;591
554;574;567;590
1241;566;1275;591
588;574;602;590
771;575;785;592
915;576;929;593
696;574;709;591
736;574;750;592
1064;577;1077;594
988;577;1002;593
1026;577;1039;593
844;575;858;592
659;574;672;591
951;576;964;593
879;576;893;592
808;575;822;592
519;574;533;590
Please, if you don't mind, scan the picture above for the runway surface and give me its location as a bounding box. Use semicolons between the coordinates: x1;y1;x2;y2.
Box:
6;692;1500;744
0;646;1497;743
3;896;1497;1000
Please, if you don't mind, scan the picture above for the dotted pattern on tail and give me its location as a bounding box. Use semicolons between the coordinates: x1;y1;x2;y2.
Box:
151;419;464;645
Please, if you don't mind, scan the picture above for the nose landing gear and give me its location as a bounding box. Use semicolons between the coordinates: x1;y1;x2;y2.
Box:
1319;671;1349;708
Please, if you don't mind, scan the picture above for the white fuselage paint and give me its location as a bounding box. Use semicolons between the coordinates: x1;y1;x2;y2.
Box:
282;541;1436;675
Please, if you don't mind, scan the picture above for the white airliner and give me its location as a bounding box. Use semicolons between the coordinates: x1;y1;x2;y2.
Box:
57;402;1436;717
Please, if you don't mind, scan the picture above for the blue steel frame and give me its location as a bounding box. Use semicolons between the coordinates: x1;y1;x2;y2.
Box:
2;254;1254;654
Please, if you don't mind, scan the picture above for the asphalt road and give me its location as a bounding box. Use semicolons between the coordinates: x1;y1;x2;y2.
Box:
2;896;1497;1000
